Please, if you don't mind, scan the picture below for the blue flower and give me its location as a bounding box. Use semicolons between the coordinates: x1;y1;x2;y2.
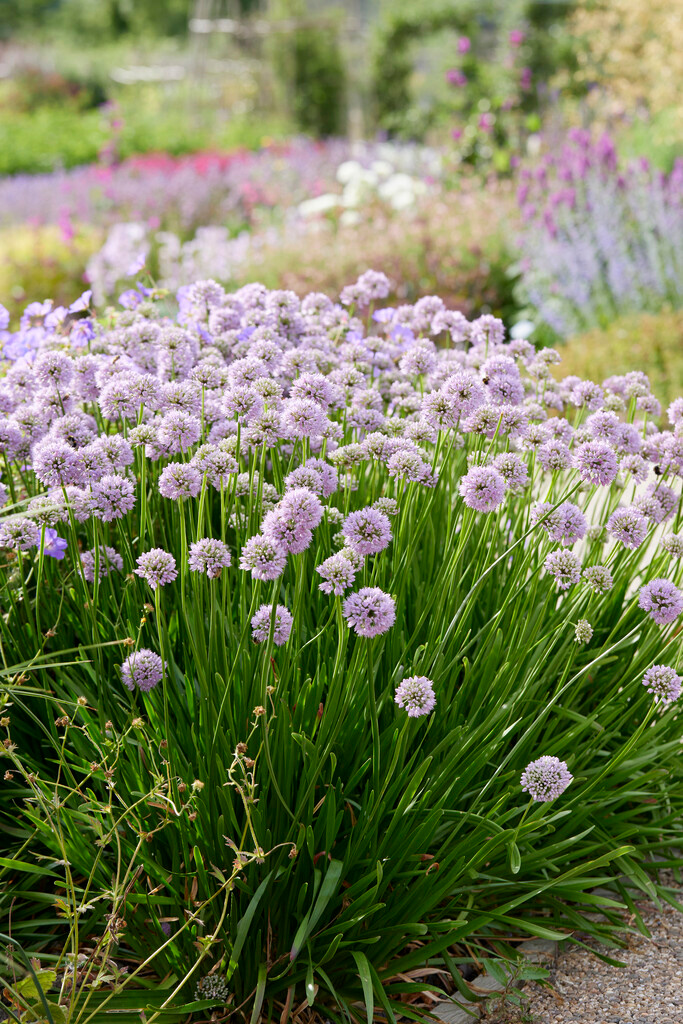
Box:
43;528;68;560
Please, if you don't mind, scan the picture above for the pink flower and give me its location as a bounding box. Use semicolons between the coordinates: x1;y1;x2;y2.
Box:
457;36;471;53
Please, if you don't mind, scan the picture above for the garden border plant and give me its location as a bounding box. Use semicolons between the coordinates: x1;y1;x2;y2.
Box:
0;275;682;1022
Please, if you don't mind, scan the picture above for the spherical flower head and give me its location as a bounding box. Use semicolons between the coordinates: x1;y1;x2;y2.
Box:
81;545;123;583
530;501;587;546
290;373;339;410
92;474;136;522
574;619;593;644
537;439;572;473
493;452;529;491
159;410;202;453
135;548;178;588
251;603;293;646
373;496;399;517
239;534;287;581
342;507;392;556
521;756;573;802
188;538;232;579
316;552;357;595
582;564;613;593
667;396;683;426
642;665;682;706
459;465;506;513
120;648;163;693
441;371;486;419
395;676;436;718
343;587;396;638
281;398;328;439
158;462;202;501
607;506;648;549
284;465;324;495
278;487;323;531
32;437;83;488
544;549;581;590
638;578;683;626
0;517;40;551
34;350;75;390
573;441;618;486
661;533;683;559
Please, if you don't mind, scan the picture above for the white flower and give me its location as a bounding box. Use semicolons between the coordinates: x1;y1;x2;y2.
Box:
297;194;340;218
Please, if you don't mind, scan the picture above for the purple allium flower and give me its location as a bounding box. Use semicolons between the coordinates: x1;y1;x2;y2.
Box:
91;474;136;521
638;578;683;625
120;648;163;693
394;675;436;717
316;552;357;595
239;534;288;581
573;441;618;486
607;506;648;549
667;397;683;425
262;487;323;554
343;587;396;638
544;549;582;589
251;603;293;646
441;371;486;419
620;454;649;483
342;507;392;555
135;548;178;588
34;350;75;390
290;372;339;410
642;665;682;706
570;380;604;411
493;452;529;491
284;465;324;494
537;439;572;472
281;398;328;439
0;517;40;550
459;465;507;513
188;538;232;578
530;501;587;546
32;437;83;488
158;463;202;501
638;483;678;525
520;756;573;802
582;564;613;593
80;545;123;583
42;528;67;560
159;410;202;453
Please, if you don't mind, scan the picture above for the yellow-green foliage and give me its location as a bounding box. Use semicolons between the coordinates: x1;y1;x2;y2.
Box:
0;224;102;321
571;0;683;123
559;311;683;405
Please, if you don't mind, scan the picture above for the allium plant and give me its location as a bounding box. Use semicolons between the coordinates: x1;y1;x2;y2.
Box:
1;275;683;1022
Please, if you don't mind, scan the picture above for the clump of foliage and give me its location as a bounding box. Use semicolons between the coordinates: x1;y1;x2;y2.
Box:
0;274;682;1021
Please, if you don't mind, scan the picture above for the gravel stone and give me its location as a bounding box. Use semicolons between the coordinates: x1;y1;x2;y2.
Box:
483;884;683;1023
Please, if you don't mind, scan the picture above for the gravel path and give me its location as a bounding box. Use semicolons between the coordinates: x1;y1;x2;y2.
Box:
483;890;683;1024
